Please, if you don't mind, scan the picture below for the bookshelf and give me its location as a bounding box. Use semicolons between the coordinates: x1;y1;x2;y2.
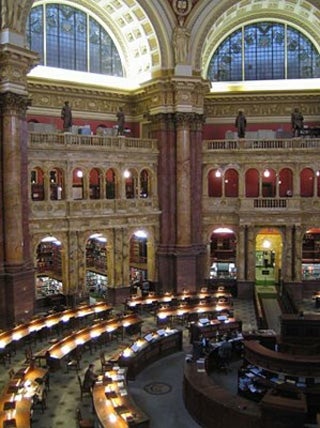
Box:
86;239;107;274
37;242;62;279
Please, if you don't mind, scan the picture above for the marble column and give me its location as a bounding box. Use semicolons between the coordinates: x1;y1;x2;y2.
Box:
237;225;246;281
0;92;36;326
108;228;130;305
175;112;192;245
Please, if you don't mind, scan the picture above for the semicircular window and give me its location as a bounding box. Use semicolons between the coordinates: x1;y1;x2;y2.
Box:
208;22;320;81
26;3;123;77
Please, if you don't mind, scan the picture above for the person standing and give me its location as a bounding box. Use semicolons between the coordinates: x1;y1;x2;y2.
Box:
116;107;125;136
235;109;247;138
61;101;72;132
291;107;304;137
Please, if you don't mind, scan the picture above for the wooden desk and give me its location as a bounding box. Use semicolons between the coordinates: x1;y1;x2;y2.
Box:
114;328;183;380
35;315;143;368
93;367;149;428
0;302;112;350
190;317;242;343
125;291;232;312
242;329;277;350
280;314;320;344
183;361;260;428
0;366;48;428
156;302;231;326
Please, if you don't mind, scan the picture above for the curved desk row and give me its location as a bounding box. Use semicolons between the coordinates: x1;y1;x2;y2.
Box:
125;290;232;311
244;340;320;377
113;328;183;380
93;366;149;428
156;302;231;326
189;317;242;343
0;366;48;428
35;314;143;369
183;361;260;428
0;302;112;350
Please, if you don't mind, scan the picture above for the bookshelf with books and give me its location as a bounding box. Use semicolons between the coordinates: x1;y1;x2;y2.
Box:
86;238;107;274
37;241;62;280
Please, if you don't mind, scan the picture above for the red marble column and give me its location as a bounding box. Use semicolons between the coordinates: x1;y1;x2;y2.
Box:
151;112;206;292
0;92;35;327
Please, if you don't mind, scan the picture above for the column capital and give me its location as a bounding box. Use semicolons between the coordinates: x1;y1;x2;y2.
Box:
0;44;39;94
174;112;205;128
138;76;210;116
0;91;31;117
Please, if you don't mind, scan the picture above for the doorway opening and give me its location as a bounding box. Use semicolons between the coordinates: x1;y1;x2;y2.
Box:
255;228;282;286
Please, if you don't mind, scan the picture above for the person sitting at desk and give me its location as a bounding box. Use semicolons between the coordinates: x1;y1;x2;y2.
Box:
83;363;98;390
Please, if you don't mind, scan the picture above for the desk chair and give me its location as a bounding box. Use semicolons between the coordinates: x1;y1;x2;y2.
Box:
0;348;12;366
8;368;15;379
66;347;81;372
31;388;47;414
100;351;112;373
24;346;33;364
77;375;91;401
76;408;94;428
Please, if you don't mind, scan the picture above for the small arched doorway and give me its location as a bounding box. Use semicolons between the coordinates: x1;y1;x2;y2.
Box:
209;228;237;281
255;228;283;286
85;233;108;298
129;230;149;295
36;236;63;301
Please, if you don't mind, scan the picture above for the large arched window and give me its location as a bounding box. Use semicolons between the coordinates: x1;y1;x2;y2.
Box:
208;22;320;81
26;3;123;76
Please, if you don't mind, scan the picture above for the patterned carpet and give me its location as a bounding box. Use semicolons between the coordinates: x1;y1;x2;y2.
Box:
0;298;259;428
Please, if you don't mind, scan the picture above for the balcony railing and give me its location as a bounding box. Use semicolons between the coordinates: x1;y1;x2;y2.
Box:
203;138;320;151
203;197;303;212
28;132;159;152
29;197;160;219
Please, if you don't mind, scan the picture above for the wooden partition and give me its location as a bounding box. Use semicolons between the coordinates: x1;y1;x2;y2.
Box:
244;340;320;377
183;361;260;428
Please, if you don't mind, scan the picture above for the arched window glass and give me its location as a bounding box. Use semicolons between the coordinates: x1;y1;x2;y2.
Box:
26;4;123;77
208;22;320;81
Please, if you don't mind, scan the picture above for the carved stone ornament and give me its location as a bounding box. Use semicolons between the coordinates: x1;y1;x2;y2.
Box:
172;0;192;17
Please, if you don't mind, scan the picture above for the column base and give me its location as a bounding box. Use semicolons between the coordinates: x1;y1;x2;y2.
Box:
107;286;131;307
0;265;35;328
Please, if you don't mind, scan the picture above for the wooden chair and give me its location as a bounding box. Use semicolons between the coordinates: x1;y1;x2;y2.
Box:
76;408;94;428
77;375;91;401
99;351;112;373
0;348;12;366
24;346;33;364
31;387;47;414
8;368;15;379
66;347;81;372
